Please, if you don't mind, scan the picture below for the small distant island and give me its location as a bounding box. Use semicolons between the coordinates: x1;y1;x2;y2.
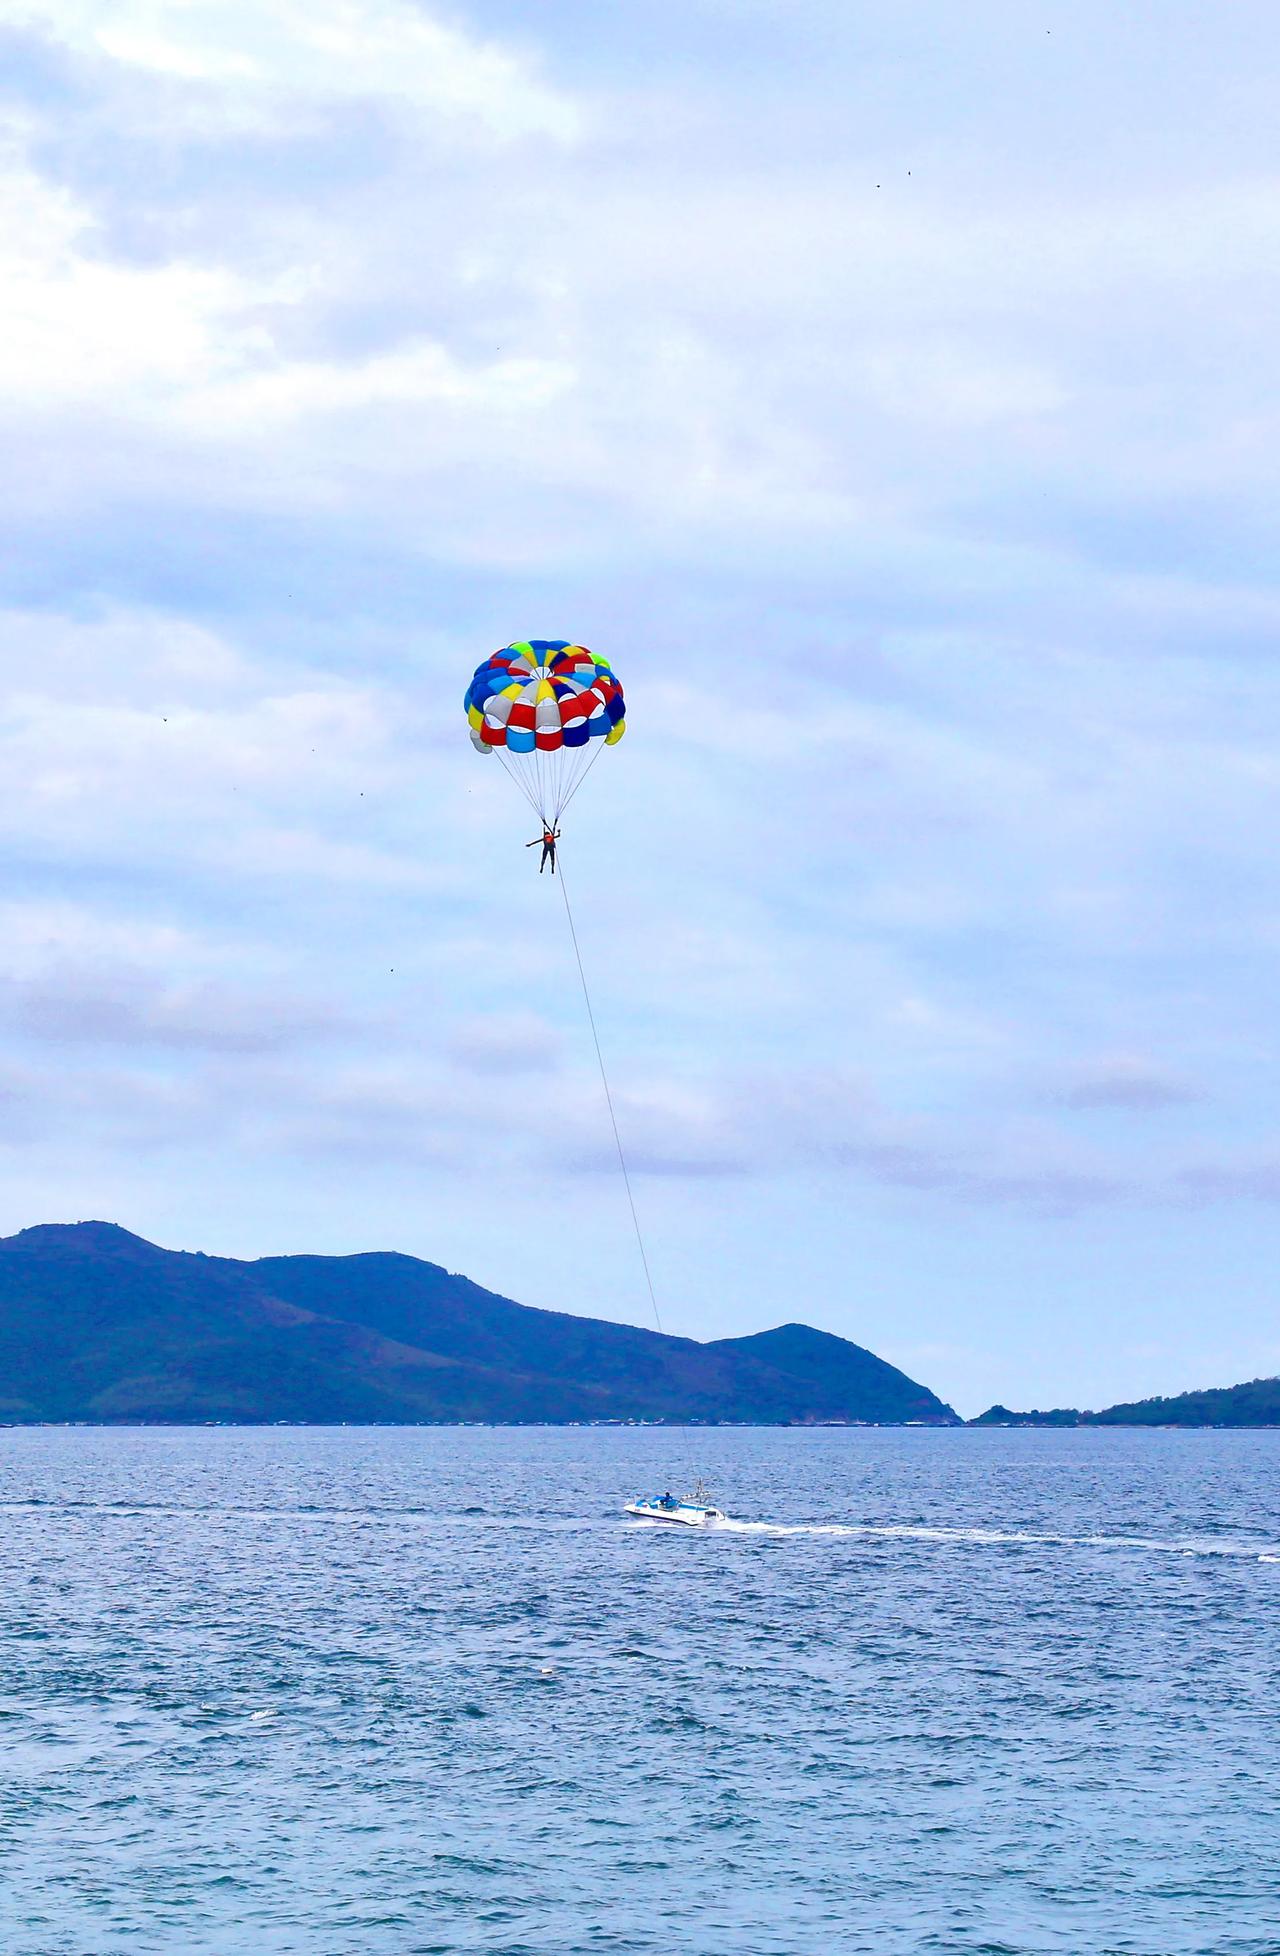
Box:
969;1405;1084;1428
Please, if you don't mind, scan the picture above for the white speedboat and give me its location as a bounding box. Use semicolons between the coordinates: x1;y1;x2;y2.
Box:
625;1481;727;1527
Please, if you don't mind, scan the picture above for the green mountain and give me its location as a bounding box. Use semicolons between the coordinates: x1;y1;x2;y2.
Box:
1090;1378;1280;1427
0;1221;959;1426
708;1323;950;1425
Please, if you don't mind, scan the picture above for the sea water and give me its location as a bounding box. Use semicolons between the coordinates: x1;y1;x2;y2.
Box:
1;1424;1278;1955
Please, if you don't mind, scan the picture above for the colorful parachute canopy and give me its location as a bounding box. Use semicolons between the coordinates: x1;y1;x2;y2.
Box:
465;639;625;824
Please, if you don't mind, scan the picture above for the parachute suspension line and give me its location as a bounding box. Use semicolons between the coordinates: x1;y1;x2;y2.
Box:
498;742;597;830
556;853;663;1337
557;738;605;822
495;749;542;823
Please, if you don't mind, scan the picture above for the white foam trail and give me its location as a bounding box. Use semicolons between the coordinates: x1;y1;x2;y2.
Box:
712;1518;1280;1560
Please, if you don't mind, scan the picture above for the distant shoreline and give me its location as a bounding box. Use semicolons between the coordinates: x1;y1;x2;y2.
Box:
4;1419;1280;1432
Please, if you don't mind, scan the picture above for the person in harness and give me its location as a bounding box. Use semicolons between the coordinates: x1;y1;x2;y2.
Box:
527;823;560;873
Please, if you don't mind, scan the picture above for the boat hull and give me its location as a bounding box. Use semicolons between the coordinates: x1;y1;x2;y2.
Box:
625;1500;726;1527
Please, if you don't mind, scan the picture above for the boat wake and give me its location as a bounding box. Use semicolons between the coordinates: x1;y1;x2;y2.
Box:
712;1517;1280;1561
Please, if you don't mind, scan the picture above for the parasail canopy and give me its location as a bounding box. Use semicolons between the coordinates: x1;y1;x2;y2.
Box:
465;639;625;825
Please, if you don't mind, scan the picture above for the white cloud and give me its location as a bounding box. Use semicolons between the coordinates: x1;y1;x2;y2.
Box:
863;343;1068;429
0;900;204;977
0;155;257;408
175;343;575;439
4;964;344;1051
0;151;571;480
0;604;427;886
5;0;581;137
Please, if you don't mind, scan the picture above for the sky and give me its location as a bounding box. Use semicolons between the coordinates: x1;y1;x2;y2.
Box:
1;0;1278;1415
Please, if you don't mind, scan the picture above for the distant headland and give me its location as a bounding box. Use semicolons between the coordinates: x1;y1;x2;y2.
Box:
969;1381;1280;1429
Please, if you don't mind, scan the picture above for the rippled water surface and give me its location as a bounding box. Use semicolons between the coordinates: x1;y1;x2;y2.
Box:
2;1424;1279;1955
